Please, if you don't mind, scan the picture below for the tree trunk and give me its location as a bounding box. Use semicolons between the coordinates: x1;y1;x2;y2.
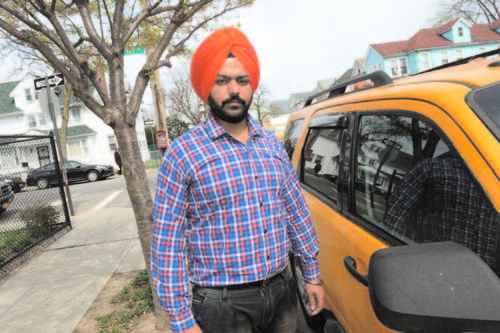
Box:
113;121;171;330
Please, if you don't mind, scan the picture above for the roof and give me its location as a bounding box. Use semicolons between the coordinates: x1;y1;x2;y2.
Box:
336;68;353;84
42;125;96;137
0;81;23;116
371;19;500;57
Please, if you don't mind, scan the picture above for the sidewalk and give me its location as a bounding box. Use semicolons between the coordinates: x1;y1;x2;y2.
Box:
0;206;146;333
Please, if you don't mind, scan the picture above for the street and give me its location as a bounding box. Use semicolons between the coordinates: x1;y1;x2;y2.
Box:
0;172;158;232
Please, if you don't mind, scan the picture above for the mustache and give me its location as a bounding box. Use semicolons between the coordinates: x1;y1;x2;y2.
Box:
221;96;246;107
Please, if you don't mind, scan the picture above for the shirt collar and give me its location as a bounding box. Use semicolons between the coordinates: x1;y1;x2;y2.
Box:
204;112;265;140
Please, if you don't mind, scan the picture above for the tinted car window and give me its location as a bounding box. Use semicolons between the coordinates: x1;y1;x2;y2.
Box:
354;114;497;269
467;82;500;140
302;128;343;205
283;119;305;159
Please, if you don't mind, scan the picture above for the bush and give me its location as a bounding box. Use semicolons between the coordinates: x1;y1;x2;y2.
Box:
20;205;60;238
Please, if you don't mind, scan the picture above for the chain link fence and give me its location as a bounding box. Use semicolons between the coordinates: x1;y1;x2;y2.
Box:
0;134;71;273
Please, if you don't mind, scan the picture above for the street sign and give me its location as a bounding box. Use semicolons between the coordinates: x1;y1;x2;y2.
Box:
34;74;65;90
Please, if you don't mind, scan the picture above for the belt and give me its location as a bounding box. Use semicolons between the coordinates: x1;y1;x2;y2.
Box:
193;267;287;291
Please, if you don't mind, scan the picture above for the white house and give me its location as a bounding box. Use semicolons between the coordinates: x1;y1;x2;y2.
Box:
0;72;150;177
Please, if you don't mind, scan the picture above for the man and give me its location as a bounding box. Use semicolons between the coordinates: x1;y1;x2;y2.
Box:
114;147;122;175
152;27;323;333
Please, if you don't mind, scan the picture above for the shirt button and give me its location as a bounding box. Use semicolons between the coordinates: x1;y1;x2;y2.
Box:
255;176;258;180
264;229;267;234
260;202;263;207
267;256;270;260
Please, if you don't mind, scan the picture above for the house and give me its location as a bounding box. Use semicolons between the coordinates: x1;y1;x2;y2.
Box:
288;77;337;113
364;18;500;78
0;73;150;177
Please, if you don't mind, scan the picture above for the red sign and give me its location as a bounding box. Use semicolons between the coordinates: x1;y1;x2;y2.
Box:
156;130;169;149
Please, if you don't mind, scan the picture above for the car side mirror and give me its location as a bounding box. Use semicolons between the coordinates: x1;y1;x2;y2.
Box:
76;166;81;168
369;242;500;333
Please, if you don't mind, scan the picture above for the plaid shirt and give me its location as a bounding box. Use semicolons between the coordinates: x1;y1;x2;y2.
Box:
152;114;320;332
384;158;497;268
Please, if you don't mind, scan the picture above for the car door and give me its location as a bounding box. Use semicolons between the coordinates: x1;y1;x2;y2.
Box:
331;100;498;332
64;161;79;182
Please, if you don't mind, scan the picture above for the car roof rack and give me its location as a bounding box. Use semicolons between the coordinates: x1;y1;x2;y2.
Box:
416;48;500;75
303;71;393;107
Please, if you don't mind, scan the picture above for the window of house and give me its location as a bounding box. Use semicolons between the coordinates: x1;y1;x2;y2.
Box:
420;52;431;71
458;26;463;37
302;127;343;205
456;48;463;60
354;114;497;270
39;113;47;126
441;50;449;64
71;108;81;122
390;59;398;76
25;89;32;102
68;139;89;157
399;58;408;75
390;57;408;77
28;115;37;128
283;119;306;160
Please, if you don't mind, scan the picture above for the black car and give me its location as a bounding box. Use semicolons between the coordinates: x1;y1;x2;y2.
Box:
0;173;26;193
26;161;114;189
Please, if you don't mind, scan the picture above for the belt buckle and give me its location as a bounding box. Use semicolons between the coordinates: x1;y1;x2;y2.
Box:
262;280;268;288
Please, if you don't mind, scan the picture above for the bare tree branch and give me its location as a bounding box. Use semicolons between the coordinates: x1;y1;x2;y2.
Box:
123;0;163;44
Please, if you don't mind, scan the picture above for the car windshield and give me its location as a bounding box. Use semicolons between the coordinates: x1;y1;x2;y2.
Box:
467;82;500;141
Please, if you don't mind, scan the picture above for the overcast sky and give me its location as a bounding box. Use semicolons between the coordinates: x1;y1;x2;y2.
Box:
233;0;442;100
1;0;443;102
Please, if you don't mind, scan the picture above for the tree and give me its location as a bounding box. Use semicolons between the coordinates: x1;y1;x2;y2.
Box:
432;0;500;25
0;1;252;329
164;69;206;125
250;85;270;126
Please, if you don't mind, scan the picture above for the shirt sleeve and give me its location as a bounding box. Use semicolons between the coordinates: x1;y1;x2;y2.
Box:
279;144;321;281
151;148;196;332
383;160;430;237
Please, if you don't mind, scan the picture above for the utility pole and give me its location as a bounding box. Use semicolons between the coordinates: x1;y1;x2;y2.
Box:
147;49;169;156
44;76;75;216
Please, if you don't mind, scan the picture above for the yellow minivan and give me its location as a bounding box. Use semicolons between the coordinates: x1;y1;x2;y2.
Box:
285;51;500;333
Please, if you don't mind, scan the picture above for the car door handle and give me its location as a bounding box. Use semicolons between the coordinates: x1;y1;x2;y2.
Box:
343;256;368;287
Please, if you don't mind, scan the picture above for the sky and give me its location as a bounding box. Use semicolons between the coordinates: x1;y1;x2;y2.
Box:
234;0;442;100
0;0;443;103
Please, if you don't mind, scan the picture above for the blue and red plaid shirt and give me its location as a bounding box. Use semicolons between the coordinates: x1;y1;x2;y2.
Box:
152;114;320;332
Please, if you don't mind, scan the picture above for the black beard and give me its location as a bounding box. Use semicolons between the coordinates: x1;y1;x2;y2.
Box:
208;94;252;124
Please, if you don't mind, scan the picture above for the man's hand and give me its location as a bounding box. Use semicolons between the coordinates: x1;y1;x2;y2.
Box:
182;324;202;333
305;281;324;316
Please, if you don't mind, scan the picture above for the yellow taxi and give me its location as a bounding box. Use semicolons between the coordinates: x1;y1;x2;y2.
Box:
284;52;500;333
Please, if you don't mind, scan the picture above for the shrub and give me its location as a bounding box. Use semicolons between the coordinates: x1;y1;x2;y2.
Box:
20;205;60;238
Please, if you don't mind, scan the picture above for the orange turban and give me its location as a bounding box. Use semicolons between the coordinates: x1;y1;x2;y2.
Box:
191;27;260;104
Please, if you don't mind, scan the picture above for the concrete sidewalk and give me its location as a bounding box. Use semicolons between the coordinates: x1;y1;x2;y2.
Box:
0;207;146;333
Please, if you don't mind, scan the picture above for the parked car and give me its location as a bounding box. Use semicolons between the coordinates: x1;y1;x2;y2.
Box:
285;52;500;332
0;173;26;193
0;179;14;215
26;161;114;189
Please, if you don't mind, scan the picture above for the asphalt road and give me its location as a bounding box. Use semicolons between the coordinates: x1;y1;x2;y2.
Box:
0;172;158;232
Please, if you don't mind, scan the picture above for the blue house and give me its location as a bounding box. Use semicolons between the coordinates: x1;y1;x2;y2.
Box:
364;18;500;78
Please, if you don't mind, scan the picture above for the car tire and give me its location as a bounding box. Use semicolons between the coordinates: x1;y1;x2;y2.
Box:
87;170;100;182
37;178;49;189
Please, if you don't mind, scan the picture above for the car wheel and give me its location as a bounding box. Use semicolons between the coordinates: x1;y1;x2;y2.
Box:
37;178;49;189
87;170;100;182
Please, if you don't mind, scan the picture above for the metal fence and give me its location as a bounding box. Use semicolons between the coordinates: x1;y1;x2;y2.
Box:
0;133;71;272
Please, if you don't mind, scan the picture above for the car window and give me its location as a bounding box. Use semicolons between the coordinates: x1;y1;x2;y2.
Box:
283;118;305;160
40;163;55;171
467;81;500;141
302;128;343;206
354;114;497;270
65;161;76;168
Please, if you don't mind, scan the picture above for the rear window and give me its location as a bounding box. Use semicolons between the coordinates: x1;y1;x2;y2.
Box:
467;82;500;140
